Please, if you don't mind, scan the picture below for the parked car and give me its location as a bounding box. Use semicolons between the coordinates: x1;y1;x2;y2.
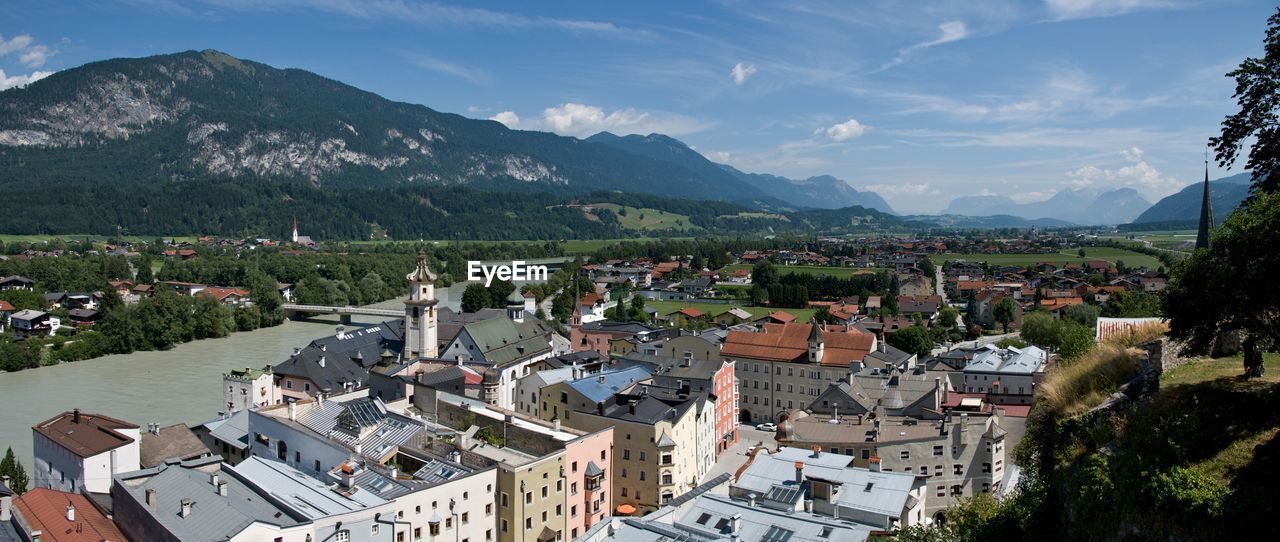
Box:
756;422;778;432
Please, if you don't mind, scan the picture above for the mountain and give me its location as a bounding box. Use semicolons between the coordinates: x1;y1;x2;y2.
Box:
940;188;1151;225
0;49;778;204
1130;173;1253;225
583;131;895;212
906;214;1076;229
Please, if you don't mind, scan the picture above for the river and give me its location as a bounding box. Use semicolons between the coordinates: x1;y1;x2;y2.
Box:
0;282;486;473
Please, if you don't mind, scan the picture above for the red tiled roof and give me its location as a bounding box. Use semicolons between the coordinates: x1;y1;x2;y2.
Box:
674;307;705;318
722;323;875;367
32;411;137;458
197;287;250;302
13;488;130;542
757;311;795;323
0;300;14;311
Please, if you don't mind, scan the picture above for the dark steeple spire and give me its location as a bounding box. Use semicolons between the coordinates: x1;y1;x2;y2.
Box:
1196;151;1214;250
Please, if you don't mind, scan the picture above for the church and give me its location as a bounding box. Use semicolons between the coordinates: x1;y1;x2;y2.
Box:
247;251;557;412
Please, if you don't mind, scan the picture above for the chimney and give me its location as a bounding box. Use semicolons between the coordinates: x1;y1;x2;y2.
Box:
29;531;40;542
748;493;756;507
794;461;804;484
65;503;75;522
288;402;297;421
216;481;227;497
72;408;81;424
210;473;219;487
869;456;881;472
318;356;326;368
389;466;399;479
180;498;192;518
552;418;561;432
731;513;742;538
937;377;946;405
598;375;606;384
811;445;821;459
960;413;968;433
145;488;157;509
804;498;813;513
354;441;363;456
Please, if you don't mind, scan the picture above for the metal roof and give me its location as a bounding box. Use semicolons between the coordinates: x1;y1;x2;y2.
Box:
567;366;653;404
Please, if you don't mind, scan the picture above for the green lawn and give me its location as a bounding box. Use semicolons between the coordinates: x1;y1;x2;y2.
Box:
0;233;200;244
349;237;694;255
939;247;1163;270
646;300;817;322
720;263;888;279
588;203;701;232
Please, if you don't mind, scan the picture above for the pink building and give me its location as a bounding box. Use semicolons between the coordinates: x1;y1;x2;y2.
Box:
563;427;614;540
711;359;739;453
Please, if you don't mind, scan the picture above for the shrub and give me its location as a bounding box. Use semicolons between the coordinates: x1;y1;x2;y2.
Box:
1039;343;1144;416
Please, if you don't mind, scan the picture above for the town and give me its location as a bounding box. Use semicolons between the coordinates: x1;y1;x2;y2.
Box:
0;227;1179;541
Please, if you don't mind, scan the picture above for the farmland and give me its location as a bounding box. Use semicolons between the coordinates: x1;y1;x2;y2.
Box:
938;247;1163;270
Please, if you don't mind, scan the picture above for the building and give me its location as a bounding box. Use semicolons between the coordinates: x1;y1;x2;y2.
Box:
10;309;55;340
0;275;35;291
32;409;140;494
403;250;440;360
723;323;878;424
222;366;278;413
646;355;739;455
777;411;1006;519
962;344;1048;405
439;313;554;410
540;373;716;515
731;447;927;528
569;321;659;357
138;423;213;469
194;410;252;465
7;487;130;542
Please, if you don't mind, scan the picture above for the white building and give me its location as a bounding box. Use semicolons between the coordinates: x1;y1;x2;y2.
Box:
962;344;1047;405
222;366;278;414
32;409;140;494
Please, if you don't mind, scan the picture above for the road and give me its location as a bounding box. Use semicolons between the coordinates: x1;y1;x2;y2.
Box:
703;425;778;494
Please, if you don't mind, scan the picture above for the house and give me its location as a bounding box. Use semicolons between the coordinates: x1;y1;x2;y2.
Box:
10;309;55;339
731;446;928;529
163;281;207;296
223;366;279;413
32;409;141;494
664;307;707;327
753;311;796;325
722;322;878;423
0;300;12;334
197;286;252;307
676;277;715;297
569;321;659;356
777;411;1007;519
647;355;739;454
43;292;100;311
67;308;100;325
193;410;252;465
277;282;296;302
138;422;213;468
712;307;753;326
161;248;198;260
7;487;131;542
897;295;942;320
962;344;1047;405
898;274;934;297
0;275;35;291
439;315;554;410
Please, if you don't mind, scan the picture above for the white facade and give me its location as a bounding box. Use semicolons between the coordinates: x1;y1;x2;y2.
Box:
33;426;139;494
224;369;278;413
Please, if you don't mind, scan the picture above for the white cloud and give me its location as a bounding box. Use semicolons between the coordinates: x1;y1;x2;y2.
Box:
1044;0;1183;21
824;119;868;141
408;53;490;84
703;150;733;163
883;20;969;69
0;35;33;56
1009;190;1055;203
0;34;54;68
18;44;51;67
863;183;939;196
1064;146;1183;197
489;111;520;128
0;68;53;91
536;102;711;138
730;62;757;85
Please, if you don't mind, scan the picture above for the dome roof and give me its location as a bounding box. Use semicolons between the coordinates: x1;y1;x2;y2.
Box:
483;366;501;383
506;290;526;305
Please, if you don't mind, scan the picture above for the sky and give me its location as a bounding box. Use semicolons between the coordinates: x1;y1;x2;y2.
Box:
0;0;1272;213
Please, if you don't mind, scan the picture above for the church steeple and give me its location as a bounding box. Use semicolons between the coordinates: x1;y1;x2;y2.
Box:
404;250;439;359
1196;153;1214;250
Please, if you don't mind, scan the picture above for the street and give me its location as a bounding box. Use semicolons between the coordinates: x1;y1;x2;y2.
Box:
704;425;779;494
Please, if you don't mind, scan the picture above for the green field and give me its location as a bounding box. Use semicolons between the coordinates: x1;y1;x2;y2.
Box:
0;234;201;244
939;247;1163;270
350;237;695;255
647;300;817;322
589;204;701;232
720;263;888;279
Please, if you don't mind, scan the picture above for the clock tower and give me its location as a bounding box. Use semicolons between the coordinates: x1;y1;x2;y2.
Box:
404;250;439;359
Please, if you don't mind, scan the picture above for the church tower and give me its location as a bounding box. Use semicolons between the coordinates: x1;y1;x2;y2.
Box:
404;250;439;359
291;215;299;244
1196;155;1214;250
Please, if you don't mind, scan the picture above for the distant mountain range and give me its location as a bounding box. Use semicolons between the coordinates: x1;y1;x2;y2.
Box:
1130;172;1252;225
584;132;897;213
941;187;1151;225
0;49;900;215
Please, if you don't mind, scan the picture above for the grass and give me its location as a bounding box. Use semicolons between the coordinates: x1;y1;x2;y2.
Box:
719;263;888;279
0;233;201;244
646;300;817;322
348;237;695;255
1039;322;1169;416
939;246;1163;270
588;203;701;232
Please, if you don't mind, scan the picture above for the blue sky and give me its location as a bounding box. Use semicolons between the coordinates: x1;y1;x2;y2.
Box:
0;0;1271;213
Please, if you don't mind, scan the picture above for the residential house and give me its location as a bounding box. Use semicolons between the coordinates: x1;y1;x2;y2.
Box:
962;344;1047;405
722;323;877;423
712;307;752;326
32;409;141;494
0;275;35;291
7;487;130;542
138;422;213;468
569;321;658;357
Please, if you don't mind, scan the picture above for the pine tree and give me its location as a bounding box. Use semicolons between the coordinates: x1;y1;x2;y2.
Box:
0;447;29;494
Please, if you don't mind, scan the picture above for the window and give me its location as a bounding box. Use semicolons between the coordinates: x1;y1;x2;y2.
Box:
951;485;963;496
556;504;562;516
501;493;509;507
304;383;311;392
561;392;569;403
982;463;991;473
935;465;943;475
621;488;627;497
861;449;870;459
542;485;549;498
336;531;351;542
462;512;469;524
525;492;533;504
936;485;945;497
662;472;672;484
446;518;453;528
464;491;469;500
572;461;579;473
900;450;911;460
933;445;943;456
621;468;627;479
661;454;672;465
501;520;508;533
525;518;533;530
371;525;379;535
639;451;646;461
623;449;631;460
486;529;493;541
485;503;493;515
640;471;646;481
601;450;607;460
571;505;578;517
954;464;963;475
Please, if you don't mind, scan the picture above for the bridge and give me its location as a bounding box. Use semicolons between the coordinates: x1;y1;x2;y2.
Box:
281;303;402;324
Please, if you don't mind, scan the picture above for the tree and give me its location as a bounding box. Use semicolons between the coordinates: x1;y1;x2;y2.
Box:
1211;7;1280;194
938;305;960;329
1019;312;1060;348
1078;248;1086;257
461;283;490;313
751;261;778;289
1057;322;1095;361
1102;290;1160;317
0;447;29;494
1165;190;1280;377
993;298;1016;333
888;326;934;358
1062;303;1100;329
